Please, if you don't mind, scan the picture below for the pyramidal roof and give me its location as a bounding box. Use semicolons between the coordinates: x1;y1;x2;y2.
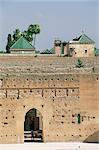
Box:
41;48;55;54
72;33;95;44
78;34;95;44
50;47;55;54
10;36;34;49
41;49;52;54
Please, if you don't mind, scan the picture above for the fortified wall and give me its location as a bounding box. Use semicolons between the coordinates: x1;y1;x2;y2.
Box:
0;54;99;143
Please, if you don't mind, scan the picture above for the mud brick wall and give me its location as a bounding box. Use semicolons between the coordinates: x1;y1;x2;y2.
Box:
0;55;99;143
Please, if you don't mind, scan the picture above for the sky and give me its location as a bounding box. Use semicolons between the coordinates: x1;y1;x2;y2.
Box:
0;0;99;51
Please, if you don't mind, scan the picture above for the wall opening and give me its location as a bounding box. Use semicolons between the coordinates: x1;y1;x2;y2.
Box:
77;114;81;124
24;108;43;142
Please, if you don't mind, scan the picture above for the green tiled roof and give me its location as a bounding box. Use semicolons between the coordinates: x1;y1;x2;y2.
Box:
79;34;95;44
10;36;34;49
41;49;52;54
94;48;99;56
50;47;55;54
41;48;55;54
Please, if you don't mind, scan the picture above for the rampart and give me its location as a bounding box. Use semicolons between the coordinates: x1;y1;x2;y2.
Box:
0;54;99;143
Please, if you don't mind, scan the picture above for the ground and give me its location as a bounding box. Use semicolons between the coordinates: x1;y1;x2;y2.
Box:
0;142;99;150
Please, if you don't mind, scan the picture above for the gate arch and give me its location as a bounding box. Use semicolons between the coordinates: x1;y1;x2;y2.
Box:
24;108;43;142
16;95;53;143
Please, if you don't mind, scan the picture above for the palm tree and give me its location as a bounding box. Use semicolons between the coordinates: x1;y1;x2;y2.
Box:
28;24;40;47
33;24;40;47
6;24;41;52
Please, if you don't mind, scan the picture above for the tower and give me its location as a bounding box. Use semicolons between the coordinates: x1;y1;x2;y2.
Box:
54;40;62;55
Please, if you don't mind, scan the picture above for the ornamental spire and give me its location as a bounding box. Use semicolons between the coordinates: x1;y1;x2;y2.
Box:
82;28;84;35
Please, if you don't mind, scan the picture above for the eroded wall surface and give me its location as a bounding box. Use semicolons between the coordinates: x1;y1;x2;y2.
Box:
0;55;99;143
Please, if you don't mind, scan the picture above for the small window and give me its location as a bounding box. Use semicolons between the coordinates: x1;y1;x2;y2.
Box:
0;79;3;87
75;52;77;54
77;114;81;124
85;50;87;53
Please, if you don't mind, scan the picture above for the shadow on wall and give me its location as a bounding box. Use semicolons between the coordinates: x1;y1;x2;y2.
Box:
83;130;99;143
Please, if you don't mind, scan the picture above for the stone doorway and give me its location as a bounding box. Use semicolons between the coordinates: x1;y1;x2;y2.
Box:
24;108;43;142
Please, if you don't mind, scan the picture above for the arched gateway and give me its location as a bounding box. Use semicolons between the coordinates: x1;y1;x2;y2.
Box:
24;108;43;142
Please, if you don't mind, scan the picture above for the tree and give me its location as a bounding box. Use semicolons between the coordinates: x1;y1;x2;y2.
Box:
76;59;84;68
6;24;41;52
28;24;40;47
6;34;12;53
21;30;32;42
13;29;21;42
0;50;5;53
6;29;21;53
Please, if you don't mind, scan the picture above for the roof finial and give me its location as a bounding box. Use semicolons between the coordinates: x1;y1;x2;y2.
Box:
82;28;84;35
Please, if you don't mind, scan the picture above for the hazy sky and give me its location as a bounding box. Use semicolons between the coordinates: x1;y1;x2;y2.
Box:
0;0;99;51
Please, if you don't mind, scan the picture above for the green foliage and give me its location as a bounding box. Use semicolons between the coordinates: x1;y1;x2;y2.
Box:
27;24;40;46
6;34;12;53
6;24;41;53
13;29;21;41
22;30;33;42
76;59;84;68
35;50;40;54
0;50;5;53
